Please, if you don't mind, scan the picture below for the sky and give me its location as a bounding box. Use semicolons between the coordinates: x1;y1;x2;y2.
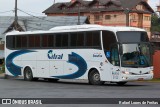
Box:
0;0;159;16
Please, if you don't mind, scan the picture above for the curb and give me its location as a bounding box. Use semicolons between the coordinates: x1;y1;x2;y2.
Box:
0;73;5;79
0;73;20;79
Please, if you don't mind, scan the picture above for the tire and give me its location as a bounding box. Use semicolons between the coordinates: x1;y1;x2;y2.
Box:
88;69;104;85
24;67;34;81
116;82;127;86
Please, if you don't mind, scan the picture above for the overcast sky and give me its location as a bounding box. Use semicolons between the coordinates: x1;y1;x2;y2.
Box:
0;0;159;16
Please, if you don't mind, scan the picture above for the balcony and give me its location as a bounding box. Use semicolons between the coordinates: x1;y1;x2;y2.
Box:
150;33;160;42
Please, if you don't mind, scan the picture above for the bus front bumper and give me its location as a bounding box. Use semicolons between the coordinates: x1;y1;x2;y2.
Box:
120;74;153;82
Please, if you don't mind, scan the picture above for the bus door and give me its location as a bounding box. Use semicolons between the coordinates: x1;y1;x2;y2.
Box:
110;44;121;81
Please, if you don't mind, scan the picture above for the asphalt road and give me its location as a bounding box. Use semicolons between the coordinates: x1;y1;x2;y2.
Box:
0;77;160;98
0;77;160;107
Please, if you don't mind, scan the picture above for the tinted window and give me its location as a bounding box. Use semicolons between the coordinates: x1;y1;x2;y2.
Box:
77;32;84;46
62;33;68;47
28;35;35;48
117;31;149;42
86;32;92;46
6;36;15;49
6;31;101;49
48;35;54;47
102;31;117;50
21;36;27;48
70;33;77;47
85;31;101;47
55;34;62;47
92;31;100;46
35;35;40;47
16;36;22;48
42;35;48;47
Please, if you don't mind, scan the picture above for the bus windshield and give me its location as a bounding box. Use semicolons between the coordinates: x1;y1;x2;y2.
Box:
121;43;152;67
117;31;149;42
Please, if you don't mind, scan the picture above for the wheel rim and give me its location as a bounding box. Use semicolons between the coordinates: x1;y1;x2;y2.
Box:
26;69;31;79
93;73;100;82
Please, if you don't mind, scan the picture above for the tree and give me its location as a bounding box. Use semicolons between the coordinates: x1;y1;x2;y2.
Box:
151;15;160;32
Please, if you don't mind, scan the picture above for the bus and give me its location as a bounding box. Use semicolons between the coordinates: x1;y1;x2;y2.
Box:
5;25;153;85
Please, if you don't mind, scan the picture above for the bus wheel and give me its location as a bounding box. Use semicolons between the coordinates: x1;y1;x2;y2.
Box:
24;67;34;81
88;69;104;85
116;82;127;86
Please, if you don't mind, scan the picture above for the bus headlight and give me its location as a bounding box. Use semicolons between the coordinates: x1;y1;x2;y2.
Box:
149;71;153;74
122;71;131;75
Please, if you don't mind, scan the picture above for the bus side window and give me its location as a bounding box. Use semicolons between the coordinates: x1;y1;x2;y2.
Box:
6;36;15;49
102;31;117;62
111;45;120;66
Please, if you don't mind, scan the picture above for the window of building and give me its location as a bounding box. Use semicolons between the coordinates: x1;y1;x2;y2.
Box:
105;15;111;20
144;16;151;21
136;5;143;10
94;15;102;21
131;14;136;20
114;15;117;18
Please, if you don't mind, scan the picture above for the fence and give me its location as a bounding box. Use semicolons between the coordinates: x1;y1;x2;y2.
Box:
153;50;160;79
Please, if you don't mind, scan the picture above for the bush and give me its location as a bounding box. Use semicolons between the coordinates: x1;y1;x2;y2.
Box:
0;59;5;74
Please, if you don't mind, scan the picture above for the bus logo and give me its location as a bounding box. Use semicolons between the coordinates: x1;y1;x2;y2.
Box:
48;50;63;59
93;53;102;57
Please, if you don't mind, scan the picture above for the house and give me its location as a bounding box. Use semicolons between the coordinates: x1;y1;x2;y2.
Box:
43;0;154;38
0;16;89;45
0;16;89;59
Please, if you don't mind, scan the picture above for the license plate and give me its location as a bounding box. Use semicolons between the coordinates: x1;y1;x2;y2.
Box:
138;78;144;81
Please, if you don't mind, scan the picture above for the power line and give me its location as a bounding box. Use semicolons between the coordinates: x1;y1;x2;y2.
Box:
17;9;57;23
19;10;44;15
0;10;13;14
17;8;86;25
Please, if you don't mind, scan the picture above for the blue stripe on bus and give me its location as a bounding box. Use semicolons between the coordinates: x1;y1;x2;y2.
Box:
6;50;35;76
52;52;87;79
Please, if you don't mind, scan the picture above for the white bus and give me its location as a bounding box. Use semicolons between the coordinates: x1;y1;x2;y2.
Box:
5;25;153;85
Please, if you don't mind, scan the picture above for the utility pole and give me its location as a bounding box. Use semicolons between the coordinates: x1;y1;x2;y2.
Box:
124;8;130;26
77;4;80;25
14;0;18;30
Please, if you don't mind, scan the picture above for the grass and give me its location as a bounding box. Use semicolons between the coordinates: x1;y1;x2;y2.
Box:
145;78;160;82
136;78;160;82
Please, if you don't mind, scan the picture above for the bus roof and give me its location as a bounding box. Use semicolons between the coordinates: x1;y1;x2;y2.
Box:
6;24;145;36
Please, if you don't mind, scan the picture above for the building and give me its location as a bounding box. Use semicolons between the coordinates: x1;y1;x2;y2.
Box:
43;0;154;38
0;16;89;54
0;16;89;43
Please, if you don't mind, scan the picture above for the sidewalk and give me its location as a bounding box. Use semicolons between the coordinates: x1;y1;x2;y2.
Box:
0;73;5;79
